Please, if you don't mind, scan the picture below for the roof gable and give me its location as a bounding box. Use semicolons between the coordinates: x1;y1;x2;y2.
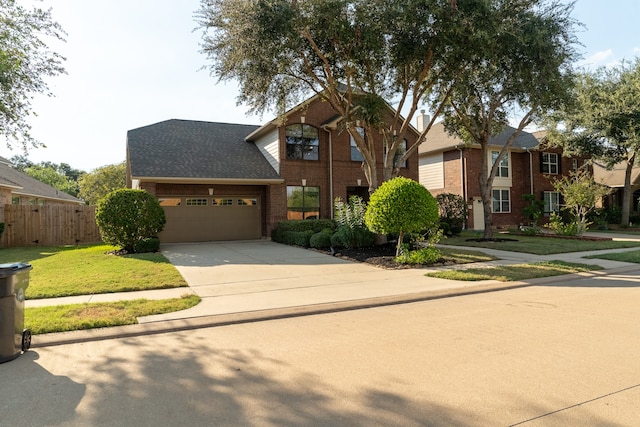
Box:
0;160;83;203
127;119;281;181
419;122;540;154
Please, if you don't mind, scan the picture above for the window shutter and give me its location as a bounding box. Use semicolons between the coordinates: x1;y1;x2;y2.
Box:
557;155;562;174
539;152;544;173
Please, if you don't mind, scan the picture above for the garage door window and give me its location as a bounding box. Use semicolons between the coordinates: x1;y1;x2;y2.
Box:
212;198;233;206
238;198;257;206
186;198;208;206
287;186;320;220
159;198;181;206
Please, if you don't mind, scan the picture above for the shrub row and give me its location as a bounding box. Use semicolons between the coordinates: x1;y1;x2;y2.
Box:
271;219;376;249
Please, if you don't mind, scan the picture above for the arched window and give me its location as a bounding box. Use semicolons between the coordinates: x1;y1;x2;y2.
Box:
286;124;319;160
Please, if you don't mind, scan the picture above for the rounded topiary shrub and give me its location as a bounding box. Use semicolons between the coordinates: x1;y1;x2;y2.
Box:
96;189;166;253
365;177;440;256
310;229;333;249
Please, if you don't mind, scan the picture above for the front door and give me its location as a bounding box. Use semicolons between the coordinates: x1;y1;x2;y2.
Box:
472;197;484;230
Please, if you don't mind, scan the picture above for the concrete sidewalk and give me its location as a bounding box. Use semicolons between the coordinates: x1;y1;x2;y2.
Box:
28;234;640;347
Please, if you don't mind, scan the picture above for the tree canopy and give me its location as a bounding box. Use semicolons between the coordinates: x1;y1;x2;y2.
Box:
434;0;580;238
544;58;640;225
364;177;439;256
1;0;66;150
197;0;487;191
11;156;84;198
78;162;126;205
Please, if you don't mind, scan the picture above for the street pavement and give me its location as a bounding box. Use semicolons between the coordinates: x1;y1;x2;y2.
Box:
2;270;640;426
2;232;640;426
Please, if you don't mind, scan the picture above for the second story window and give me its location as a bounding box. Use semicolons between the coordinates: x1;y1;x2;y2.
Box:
286;124;319;161
350;127;365;162
491;151;509;177
542;152;559;174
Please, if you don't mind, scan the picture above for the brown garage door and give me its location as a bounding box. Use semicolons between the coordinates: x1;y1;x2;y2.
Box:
158;196;261;243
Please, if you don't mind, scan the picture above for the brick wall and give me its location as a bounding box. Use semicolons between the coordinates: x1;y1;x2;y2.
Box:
278;99;419;227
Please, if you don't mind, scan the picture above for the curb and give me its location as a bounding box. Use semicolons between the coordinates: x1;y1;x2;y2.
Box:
32;280;527;348
30;263;640;349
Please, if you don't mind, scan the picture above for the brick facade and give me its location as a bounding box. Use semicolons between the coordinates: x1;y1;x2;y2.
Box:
431;145;583;230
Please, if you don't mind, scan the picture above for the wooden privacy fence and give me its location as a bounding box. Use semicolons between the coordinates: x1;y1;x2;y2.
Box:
2;205;102;247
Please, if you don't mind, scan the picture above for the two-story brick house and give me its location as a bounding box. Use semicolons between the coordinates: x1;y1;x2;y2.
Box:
418;118;584;230
126;94;419;243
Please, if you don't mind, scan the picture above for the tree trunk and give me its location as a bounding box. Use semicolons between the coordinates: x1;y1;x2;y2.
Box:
621;156;635;226
478;146;494;239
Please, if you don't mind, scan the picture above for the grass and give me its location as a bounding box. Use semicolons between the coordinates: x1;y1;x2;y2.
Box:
438;247;498;264
426;260;602;282
586;250;640;264
25;294;201;334
0;244;187;299
439;232;640;255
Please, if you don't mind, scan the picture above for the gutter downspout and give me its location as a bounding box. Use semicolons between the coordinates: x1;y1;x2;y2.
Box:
526;148;534;194
457;145;467;229
322;125;334;219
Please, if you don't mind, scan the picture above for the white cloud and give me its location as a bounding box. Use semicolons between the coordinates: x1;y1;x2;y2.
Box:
578;49;614;67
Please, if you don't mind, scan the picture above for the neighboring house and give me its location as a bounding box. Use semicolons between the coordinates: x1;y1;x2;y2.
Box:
417;119;585;230
126;95;419;243
593;162;640;221
0;156;84;224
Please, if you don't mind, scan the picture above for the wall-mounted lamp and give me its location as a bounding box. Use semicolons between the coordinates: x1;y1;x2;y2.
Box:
300;116;306;124
357;179;362;186
208;188;214;195
301;179;307;187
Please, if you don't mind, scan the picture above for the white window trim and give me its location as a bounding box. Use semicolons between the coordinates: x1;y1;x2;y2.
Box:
491;188;511;213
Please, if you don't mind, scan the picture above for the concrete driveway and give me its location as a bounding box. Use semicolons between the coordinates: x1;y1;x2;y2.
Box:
142;240;495;323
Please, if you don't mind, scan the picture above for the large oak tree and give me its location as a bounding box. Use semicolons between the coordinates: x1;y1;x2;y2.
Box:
434;0;580;239
1;0;66;150
196;0;484;192
544;58;640;226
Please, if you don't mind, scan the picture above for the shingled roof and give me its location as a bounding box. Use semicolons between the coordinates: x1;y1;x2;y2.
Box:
127;120;282;182
419;122;540;154
0;156;83;203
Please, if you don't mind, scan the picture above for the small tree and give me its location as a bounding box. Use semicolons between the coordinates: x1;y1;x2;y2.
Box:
552;171;611;236
96;189;166;253
78;162;126;205
364;177;439;257
436;193;467;235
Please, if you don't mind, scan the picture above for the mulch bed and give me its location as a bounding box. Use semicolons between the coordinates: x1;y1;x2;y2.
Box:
315;243;456;270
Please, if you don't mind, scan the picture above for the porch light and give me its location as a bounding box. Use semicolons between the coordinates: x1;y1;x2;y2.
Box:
208;188;214;195
301;179;307;187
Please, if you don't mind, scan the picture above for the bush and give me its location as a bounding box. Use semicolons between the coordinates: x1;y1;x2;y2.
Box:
310;229;333;249
545;212;580;236
436;193;467;235
133;237;161;253
395;246;442;265
365;177;440;256
330;225;376;249
274;219;336;233
0;222;4;241
271;219;336;246
96;189;166;253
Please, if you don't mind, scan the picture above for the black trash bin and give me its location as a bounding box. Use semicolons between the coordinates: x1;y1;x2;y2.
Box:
0;263;32;363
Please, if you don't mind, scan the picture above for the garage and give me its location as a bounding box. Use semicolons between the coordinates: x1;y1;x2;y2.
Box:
158;196;261;243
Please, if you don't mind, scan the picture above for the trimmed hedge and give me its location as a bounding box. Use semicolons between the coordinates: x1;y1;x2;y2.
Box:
274;219;336;233
309;229;333;249
272;219;337;247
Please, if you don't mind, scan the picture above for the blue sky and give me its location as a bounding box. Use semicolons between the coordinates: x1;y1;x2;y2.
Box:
5;0;640;171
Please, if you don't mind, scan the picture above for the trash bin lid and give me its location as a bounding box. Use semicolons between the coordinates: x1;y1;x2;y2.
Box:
0;263;32;278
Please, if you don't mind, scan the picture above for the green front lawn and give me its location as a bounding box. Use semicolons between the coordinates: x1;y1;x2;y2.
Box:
0;244;188;299
426;260;601;282
439;232;640;255
26;295;201;334
586;250;640;264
